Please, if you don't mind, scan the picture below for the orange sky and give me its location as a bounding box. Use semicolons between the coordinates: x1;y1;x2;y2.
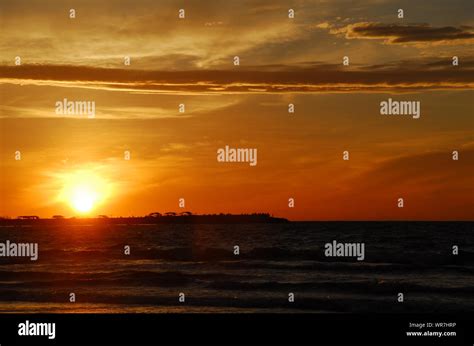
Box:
0;0;473;220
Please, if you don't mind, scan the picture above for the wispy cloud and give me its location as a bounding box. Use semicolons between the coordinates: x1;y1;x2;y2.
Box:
1;62;473;94
328;22;474;45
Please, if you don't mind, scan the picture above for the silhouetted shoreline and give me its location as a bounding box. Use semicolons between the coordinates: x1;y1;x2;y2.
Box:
0;213;289;225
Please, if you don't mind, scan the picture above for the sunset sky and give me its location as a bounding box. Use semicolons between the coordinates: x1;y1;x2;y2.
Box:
0;0;473;220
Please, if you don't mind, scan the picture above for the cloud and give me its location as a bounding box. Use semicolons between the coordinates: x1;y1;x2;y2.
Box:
0;0;304;70
0;92;239;119
356;150;474;190
314;22;331;29
342;149;474;220
329;22;474;45
1;61;473;94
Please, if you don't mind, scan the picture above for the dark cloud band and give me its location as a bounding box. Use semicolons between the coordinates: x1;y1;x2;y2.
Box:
1;62;473;93
332;22;474;44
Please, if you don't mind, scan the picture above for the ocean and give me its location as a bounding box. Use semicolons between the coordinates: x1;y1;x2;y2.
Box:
0;222;472;313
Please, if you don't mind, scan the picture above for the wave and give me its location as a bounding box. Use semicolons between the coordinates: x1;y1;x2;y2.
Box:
0;288;471;313
1;267;473;296
2;247;471;265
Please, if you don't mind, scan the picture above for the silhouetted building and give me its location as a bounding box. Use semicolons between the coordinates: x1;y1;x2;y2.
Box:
18;216;39;220
148;212;162;217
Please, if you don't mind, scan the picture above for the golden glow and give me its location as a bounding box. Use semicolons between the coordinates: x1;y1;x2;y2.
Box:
70;185;97;212
59;170;111;214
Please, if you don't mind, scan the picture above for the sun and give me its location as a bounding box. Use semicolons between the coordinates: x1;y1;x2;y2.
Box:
70;185;97;213
59;169;111;215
